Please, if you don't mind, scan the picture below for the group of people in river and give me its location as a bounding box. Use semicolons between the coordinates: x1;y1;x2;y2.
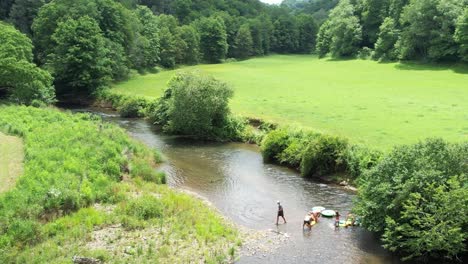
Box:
275;201;357;230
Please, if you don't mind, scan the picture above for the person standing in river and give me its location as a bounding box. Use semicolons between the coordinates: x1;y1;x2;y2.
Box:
276;201;287;225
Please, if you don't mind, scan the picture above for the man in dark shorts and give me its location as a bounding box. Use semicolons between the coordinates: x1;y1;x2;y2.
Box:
276;201;287;225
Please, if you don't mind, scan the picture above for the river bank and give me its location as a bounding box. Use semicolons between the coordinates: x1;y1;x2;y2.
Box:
76;106;399;264
0;106;241;263
92;92;363;189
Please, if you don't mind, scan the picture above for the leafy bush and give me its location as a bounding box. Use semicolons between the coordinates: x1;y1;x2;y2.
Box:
152;71;242;141
300;134;348;177
357;47;373;60
261;129;290;163
355;138;468;261
117;97;149;118
345;145;382;179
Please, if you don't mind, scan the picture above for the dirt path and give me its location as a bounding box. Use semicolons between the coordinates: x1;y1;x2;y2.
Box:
0;132;24;193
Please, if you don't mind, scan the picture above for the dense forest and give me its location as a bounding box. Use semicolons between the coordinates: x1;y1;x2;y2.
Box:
0;0;333;101
316;0;468;61
2;0;465;104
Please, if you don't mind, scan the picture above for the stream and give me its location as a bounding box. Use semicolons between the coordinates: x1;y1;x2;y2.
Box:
72;107;400;264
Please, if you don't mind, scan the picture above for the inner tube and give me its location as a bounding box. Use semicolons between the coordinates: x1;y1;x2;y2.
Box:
321;209;336;217
311;206;325;213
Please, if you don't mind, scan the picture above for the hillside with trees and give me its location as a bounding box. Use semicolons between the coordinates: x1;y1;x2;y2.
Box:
316;0;468;62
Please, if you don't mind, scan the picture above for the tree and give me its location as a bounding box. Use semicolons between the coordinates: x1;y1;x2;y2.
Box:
297;14;318;53
271;14;299;53
0;0;14;20
175;25;200;65
234;24;254;59
131;5;160;70
32;0;136;66
360;0;390;46
398;0;467;61
316;20;332;57
50;16;111;96
197;17;228;63
455;8;468;62
355;139;468;261
373;17;399;60
157;72;234;140
249;16;273;56
317;0;362;57
0;22;55;105
156;14;180;68
8;0;47;36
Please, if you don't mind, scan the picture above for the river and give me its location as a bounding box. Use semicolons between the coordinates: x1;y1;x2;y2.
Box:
73;107;400;264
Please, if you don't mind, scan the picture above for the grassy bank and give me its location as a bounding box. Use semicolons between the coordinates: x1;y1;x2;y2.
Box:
0;106;239;263
0;133;23;194
112;55;468;149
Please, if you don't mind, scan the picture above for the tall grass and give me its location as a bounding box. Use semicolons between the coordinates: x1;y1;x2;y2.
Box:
0;106;238;263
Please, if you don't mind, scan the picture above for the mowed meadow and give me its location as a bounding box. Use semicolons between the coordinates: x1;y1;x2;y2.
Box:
112;55;468;149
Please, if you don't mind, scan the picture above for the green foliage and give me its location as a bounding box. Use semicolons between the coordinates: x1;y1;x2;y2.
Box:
455;8;468;62
316;21;332;57
175;25;200;65
345;145;382;179
8;0;46;36
131;5;160;70
234;24;254;59
0;106;160;249
360;0;390;46
296;14;318;53
261;129;291;163
131;157;166;184
0;22;55;105
271;14;299;53
197;17;228;63
157;14;179;68
117;96;149;118
398;0;467;61
373;17;399;61
316;0;362;57
300;134;348;177
124;195;163;220
155;72;240;140
355;139;468;261
51;16;112;95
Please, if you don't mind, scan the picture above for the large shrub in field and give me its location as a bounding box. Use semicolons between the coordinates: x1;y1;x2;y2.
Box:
153;71;243;140
355;138;468;261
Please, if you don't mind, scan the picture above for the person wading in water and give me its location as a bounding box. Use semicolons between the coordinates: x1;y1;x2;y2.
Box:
276;201;287;225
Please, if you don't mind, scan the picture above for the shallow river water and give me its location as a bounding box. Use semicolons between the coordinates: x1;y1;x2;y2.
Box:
75;107;400;264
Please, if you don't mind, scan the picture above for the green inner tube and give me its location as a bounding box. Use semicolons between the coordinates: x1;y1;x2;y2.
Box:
321;209;336;217
312;206;325;212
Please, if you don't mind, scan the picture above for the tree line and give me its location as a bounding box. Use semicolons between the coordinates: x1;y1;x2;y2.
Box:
0;0;322;103
316;0;468;62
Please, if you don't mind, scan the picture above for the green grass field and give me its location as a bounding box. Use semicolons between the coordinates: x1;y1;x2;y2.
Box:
0;132;23;193
112;55;468;149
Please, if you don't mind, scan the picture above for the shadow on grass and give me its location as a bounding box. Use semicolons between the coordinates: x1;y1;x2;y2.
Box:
322;56;468;74
394;61;468;74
